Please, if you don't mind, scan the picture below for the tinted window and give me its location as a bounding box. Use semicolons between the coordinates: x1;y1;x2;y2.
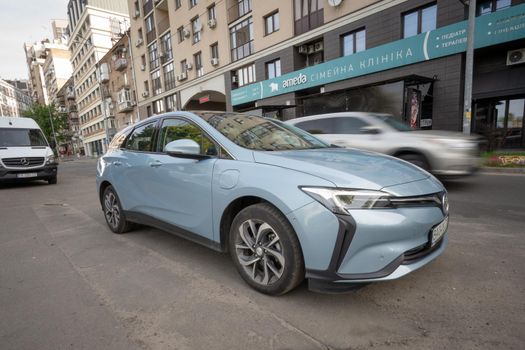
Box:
108;130;130;150
125;122;156;151
158;118;217;156
0;128;47;147
294;118;335;134
335;117;369;134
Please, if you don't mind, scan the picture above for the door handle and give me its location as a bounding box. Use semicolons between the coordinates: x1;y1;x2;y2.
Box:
113;161;122;166
149;160;163;168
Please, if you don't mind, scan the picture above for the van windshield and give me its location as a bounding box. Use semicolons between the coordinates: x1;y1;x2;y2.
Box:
0;128;48;147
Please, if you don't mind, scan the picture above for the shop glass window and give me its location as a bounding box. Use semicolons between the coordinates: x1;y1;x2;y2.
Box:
125;122;156;152
342;28;366;56
265;11;280;35
477;0;511;16
266;59;281;79
403;4;437;38
165;94;177;111
153;99;164;114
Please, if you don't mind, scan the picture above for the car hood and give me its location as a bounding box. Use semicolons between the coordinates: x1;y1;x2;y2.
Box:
253;148;431;190
0;146;50;159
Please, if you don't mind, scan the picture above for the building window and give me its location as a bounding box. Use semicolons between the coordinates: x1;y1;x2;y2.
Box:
161;32;173;62
294;0;323;35
194;52;203;77
138;28;143;40
144;81;149;93
180;59;187;75
145;14;156;43
164;62;176;90
230;17;254;61
175;0;181;9
403;4;437;38
191;17;202;44
208;4;216;21
151;70;161;96
265;59;281;79
165;94;177;111
264;11;279;35
177;26;185;42
153;99;164;114
341;28;366;56
236;63;256;87
148;42;159;70
477;0;511;16
189;0;198;8
210;42;219;59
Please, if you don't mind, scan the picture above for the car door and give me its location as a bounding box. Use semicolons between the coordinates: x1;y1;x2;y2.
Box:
110;120;159;213
331;117;385;152
144;117;218;241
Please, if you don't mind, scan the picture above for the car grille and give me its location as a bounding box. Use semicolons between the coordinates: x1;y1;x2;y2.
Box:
403;238;444;265
1;157;45;168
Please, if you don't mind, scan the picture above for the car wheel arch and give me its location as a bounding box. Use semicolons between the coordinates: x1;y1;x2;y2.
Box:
219;196;299;254
392;148;433;170
99;180;112;207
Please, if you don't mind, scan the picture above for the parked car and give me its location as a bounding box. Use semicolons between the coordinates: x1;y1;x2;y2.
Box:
96;112;449;295
0;116;58;184
286;112;481;177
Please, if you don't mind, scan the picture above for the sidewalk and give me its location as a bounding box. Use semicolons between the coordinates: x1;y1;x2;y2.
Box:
481;166;525;174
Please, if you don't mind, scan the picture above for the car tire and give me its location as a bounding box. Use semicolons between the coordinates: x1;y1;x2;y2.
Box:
102;185;132;234
229;203;305;295
47;175;57;185
398;153;430;171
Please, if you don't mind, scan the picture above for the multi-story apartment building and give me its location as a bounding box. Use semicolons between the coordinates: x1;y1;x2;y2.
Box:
98;31;139;135
24;42;49;105
43;40;74;104
0;79;32;117
56;77;81;154
129;0;525;150
67;0;130;156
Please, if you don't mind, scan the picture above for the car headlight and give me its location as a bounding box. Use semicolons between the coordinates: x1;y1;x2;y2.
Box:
300;187;393;214
45;154;55;164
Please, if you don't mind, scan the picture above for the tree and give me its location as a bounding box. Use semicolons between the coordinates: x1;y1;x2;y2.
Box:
23;103;69;145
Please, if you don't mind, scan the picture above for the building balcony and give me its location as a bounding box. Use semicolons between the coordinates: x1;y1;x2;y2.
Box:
143;0;153;15
68;105;78;113
228;0;252;23
118;100;134;113
99;63;110;83
114;58;128;71
66;90;75;100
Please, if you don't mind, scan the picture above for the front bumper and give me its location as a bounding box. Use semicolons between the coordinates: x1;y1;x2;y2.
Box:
287;201;447;293
431;153;481;176
0;163;58;181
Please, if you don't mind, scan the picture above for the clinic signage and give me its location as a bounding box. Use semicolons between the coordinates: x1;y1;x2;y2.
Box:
231;4;525;106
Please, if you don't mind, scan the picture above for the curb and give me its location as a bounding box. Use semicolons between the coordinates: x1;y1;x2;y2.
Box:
481;167;525;174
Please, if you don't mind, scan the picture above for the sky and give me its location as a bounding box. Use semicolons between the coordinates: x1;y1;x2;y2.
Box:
0;0;69;81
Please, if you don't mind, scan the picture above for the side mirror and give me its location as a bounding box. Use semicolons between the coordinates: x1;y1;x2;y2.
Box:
360;126;382;135
164;139;209;160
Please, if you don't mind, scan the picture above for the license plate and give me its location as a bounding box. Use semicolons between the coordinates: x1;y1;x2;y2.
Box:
431;216;448;246
17;173;38;178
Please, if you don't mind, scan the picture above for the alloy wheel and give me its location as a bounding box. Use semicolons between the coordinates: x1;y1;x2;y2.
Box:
104;191;121;229
235;219;285;285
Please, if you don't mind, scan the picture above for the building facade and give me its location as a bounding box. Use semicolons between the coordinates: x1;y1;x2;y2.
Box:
67;0;130;156
127;0;525;150
43;41;74;104
98;31;139;135
0;79;32;117
56;77;81;153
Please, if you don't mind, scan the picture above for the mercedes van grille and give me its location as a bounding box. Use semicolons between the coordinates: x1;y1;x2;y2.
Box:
2;157;45;168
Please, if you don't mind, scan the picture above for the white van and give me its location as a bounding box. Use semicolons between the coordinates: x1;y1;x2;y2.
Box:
0;116;58;184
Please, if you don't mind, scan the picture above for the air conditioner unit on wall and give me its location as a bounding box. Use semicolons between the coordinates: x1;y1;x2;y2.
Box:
136;38;144;47
314;42;324;52
142;91;149;97
183;29;191;38
185;62;193;70
307;45;315;54
133;10;140;19
507;49;525;66
210;58;219;66
298;45;308;55
140;64;145;71
177;72;188;81
208;19;217;29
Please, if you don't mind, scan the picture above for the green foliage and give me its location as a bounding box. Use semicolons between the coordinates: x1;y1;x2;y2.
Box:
23;103;69;144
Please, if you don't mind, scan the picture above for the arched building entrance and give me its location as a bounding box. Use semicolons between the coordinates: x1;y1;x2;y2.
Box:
183;90;226;111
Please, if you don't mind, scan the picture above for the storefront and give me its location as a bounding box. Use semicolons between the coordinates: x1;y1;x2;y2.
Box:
230;3;525;149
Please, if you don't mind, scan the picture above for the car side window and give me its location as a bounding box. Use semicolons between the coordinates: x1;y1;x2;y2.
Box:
124;122;156;152
157;118;218;156
334;117;369;134
295;118;335;134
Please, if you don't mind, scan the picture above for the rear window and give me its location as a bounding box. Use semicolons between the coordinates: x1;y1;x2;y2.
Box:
0;128;48;147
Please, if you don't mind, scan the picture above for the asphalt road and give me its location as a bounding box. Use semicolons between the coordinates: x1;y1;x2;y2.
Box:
1;160;524;350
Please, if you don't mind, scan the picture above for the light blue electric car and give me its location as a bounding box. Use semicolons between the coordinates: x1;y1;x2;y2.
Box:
96;112;449;295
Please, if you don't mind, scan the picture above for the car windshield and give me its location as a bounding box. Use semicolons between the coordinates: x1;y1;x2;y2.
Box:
372;115;413;131
0;128;48;147
197;112;330;151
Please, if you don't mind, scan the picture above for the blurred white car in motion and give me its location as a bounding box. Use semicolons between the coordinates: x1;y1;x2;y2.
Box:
286;112;481;177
